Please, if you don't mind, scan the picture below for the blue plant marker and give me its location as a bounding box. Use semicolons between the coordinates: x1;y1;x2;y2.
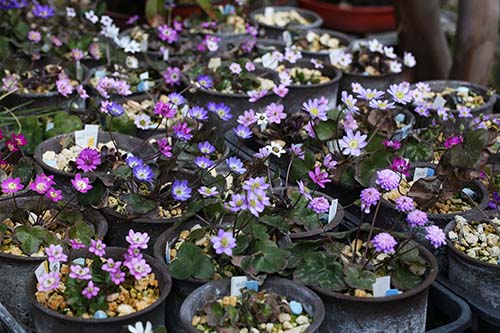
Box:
290;300;303;315
245;280;259;291
385;289;400;296
137;81;149;92
93;310;107;319
394;114;406;124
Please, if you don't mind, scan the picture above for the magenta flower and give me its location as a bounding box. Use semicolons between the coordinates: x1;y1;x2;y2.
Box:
210;229;237;256
425;225;446;248
308;166;331;189
390;157;410;177
75;148;101;172
290;144;305;160
110;270;126;285
339;130;367;157
69;239;85;249
102;258;122;273
89;239;106;257
265;103;287;124
303;98;328;121
273;84;289;98
407;209;429;227
360;187;381;214
157;138;173;158
375;169;400;191
395;196;415;213
69;265;92;280
29;174;55;194
172;122;193;141
444;136;463;149
37;272;60;292
383;139;401;150
162;67;181;86
82;281;100;299
308;196;330;214
372;233;397;253
157;24;178;43
126;230;150;250
45;187;63;202
56;78;74;96
71;174;93;193
153;100;176;118
1;177;24;194
125;257;152;280
45;244;67;263
77;85;89;99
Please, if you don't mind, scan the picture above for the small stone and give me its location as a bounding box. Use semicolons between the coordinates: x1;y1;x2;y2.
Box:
489;246;500;258
116;304;135;316
296;315;309;325
106;293;119;302
464;233;478;246
283;321;293;330
289;300;303;315
279;313;291;323
93;310;107;319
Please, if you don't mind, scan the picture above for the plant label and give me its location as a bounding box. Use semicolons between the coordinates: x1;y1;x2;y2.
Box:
262;53;278;70
431;96;446;110
72;257;85;266
245;280;259;291
456;86;469;94
413;167;434;182
462;187;475;198
95;69;106;79
230;276;248;296
75;129;87;148
84;124;99;148
34;261;49;282
49;261;60;273
139;72;149;81
400;125;410;140
163;49;169;61
394;114;405;124
208;57;221;70
165;241;171;264
372;276;391;297
282;31;292;47
328;199;338;223
385;288;401;296
140;39;148;52
137;81;149;92
327;140;341;154
46;121;54;131
264;7;274;17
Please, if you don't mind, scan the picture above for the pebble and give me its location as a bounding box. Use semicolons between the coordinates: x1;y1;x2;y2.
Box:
93;310;107;319
289;301;303;315
116;304;135;316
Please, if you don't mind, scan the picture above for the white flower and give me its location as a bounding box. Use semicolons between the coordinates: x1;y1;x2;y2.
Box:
389;60;402;73
134;114;152;130
267;141;286;158
403;52;416;67
128;321;152;333
101;24;120;39
261;52;279;70
124;40;141;54
256;112;269;131
330;49;352;68
84;10;99;24
100;15;113;27
284;47;302;63
126;56;139;69
205;36;219;52
368;39;383;53
383;46;396;59
66;7;76;17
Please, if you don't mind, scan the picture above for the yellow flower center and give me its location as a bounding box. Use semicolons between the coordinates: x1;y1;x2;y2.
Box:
348;140;359;149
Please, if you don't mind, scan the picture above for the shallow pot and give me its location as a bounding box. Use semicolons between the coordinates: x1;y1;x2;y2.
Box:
280;59;342;113
250;6;323;40
180;276;325;333
1;91;86;115
26;247;171;333
298;0;395;33
339;68;407;95
312;245;437;333
296;28;353;63
445;213;500;310
0;196;107;332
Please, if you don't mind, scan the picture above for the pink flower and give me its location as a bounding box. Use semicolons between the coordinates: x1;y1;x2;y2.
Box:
29;174;55;194
45;187;63;202
303;98;328;121
264;103;286;124
126;230;150;250
71;174;93;193
360;187;381;214
102;258;122;273
237;109;257;126
77;85;89;99
1;177;24;194
153;100;176;118
56;78;74;97
444;136;463;149
69;239;85;249
89;239;106;257
308;166;331;189
407;209;428;227
229;63;242;74
383;139;401;150
157;138;173;158
110;270;126;285
125;257;152;280
69;265;92;280
210;229;237;256
82;281;100;299
45;244;67;263
27;30;41;43
390;157;410;177
247;89;268;103
272;84;289;98
37;272;60;292
76;148;101;172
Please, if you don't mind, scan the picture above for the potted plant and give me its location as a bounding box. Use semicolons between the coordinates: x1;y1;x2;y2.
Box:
330;39;416;94
180;277;325;332
0;170;107;330
292;28;353;62
26;230;171;332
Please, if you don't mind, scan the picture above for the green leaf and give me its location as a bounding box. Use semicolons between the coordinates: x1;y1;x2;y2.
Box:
260;215;289;233
0;224;7;243
390;261;423;291
403;138;433;162
290;150;315;183
344;264;377;290
19;116;43;154
315;120;337;141
250;245;289;274
113;165;132;179
121;193;156;216
192;255;214;280
169;242;214;280
106;114;136;136
78;179;106;207
294;252;346;291
13;225;47;254
68;221;95;245
355;149;390;187
46;112;83;137
11;157;34;184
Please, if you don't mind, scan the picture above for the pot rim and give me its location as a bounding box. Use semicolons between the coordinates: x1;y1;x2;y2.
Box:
33;130;152;179
179;276;325;333
298;0;394;13
410;80;497;113
310;243;438;302
250;6;324;31
0;196;108;262
284;59;343;89
26;246;171;324
445;215;500;270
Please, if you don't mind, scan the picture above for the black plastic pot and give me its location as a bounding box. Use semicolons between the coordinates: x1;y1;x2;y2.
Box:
33;131;155;180
0;197;107;332
26;247;171;333
1;91;86;115
250;6;324;39
312;245;438;333
153;218;211;333
180;276;325;333
279;59;342;113
296;28;353;63
339;67;408;95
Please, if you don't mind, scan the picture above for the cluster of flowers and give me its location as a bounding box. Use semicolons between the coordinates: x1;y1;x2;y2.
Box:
55;71;88;99
1;172;63;202
96;76;132;99
0;129;27;162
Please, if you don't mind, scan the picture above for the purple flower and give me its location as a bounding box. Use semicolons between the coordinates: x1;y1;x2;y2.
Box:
1;177;24;194
153;100;176;119
226;157;247;174
126;156;143;168
89;43;102;60
242;177;270;193
89;239;106;257
238;109;257;127
369;99;395;110
45;244;67;263
273;84;289;98
457;106;472;118
388;82;412;104
126;230;150;250
245;61;256;71
247;89;268;103
229;63;242;74
172;122;193;141
360;187;381;214
102;258;122;273
189;106;208;121
125;257;152;280
70;48;84;61
196;75;213;89
488;192;500;210
56;78;74;96
265;103;287;124
341;91;359;113
76;148;101;172
29;174;55;194
71;174;93;193
69;239;85;250
172;179;192;201
157;24;178;43
162;67;181;86
297;180;312;201
376;169;400;191
27;30;41;43
211;229;237;256
124;246;143;261
246;191;266;217
308;166;331;189
290;144;305;160
395;196;415;213
157;138;173;158
372;233;397;253
358;88;385;101
303;98;328;121
69;265;92;280
133;164;154;183
390;157;410;177
407;209;428;227
383;139;401;150
82;281;100;299
37;272;60;292
45;187;63;202
425;225;446;248
32;3;54;18
254;147;270;159
198;186;219;198
168;93;185;106
308;196;330;214
194;156;214;169
110;270;126;285
212;103;232;121
339;130;368;157
106;102;124;117
126;14;139;25
198;141;215;155
77;85;89;99
226;193;247;213
444;136;463;149
234;125;252;139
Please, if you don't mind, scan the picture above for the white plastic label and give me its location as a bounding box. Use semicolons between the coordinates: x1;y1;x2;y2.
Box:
431;95;446;110
264;7;274;17
165;241;171;264
230;276;248;296
261;53;278;70
328;199;338;223
75;130;87;147
372;276;391;297
208;57;221;70
282;31;292;47
163;49;169;61
413;167;434;182
34;261;48;282
139;72;149;80
84;125;99;148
